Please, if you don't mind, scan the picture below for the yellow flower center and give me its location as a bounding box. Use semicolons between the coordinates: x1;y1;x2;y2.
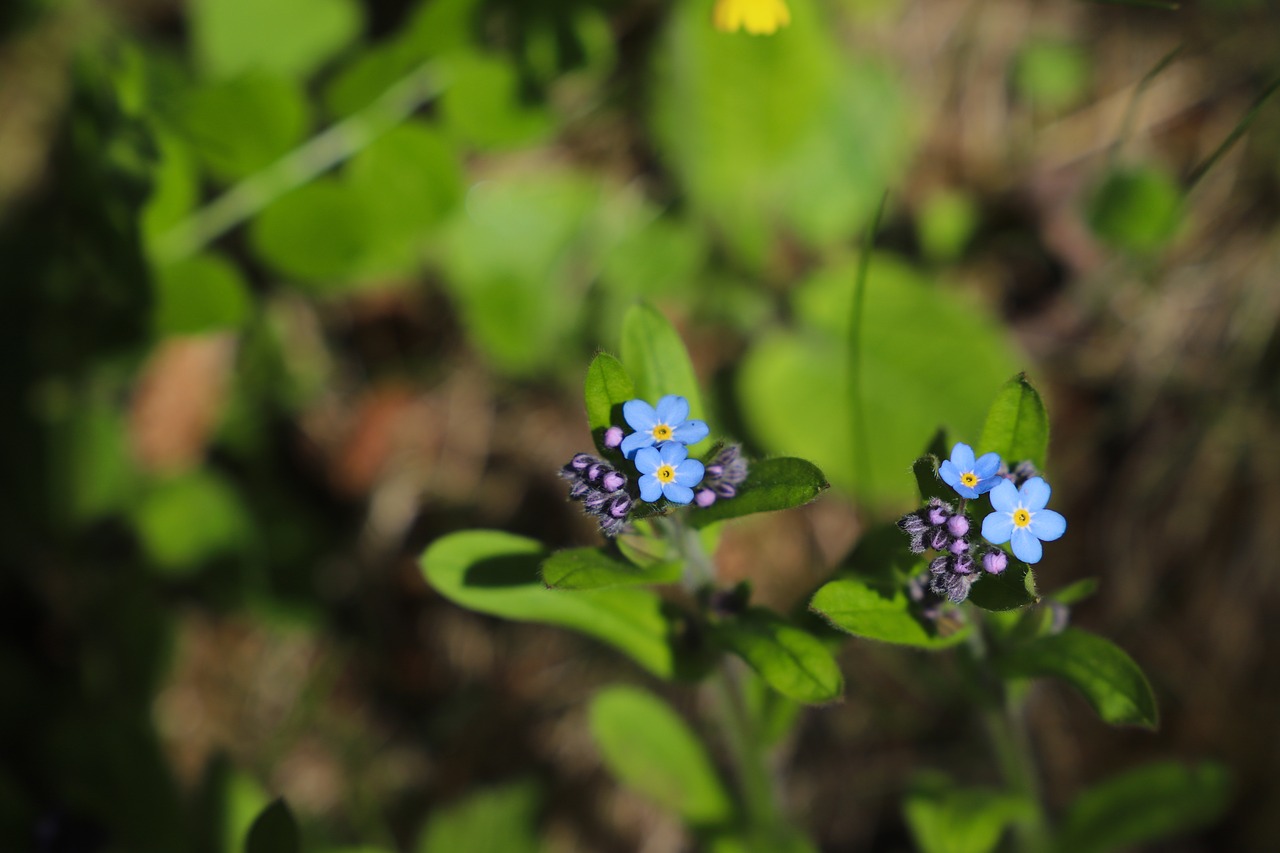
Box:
1013;509;1031;528
651;423;673;441
960;472;979;488
656;464;676;484
712;0;792;35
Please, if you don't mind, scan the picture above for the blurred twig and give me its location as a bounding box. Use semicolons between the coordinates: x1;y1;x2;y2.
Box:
1110;44;1185;166
847;191;888;501
1186;73;1280;190
153;62;446;265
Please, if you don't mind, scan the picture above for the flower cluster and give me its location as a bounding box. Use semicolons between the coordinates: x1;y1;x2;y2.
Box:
559;453;632;538
897;441;1067;607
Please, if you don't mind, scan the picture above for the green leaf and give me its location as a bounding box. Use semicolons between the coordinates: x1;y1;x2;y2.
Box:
809;578;969;649
1055;762;1230;853
439;52;553;150
978;374;1049;471
132;472;252;574
1049;577;1098;605
689;458;828;528
584;352;636;448
173;73;311;183
966;558;1038;611
417;781;541;853
191;0;362;81
996;628;1158;728
1012;40;1091;113
243;799;299;853
589;685;733;827
619;302;707;452
153;253;253;336
420;531;686;678
913;454;953;504
904;777;1032;853
541;547;681;590
1087;166;1183;255
713;609;843;704
250;179;372;285
707;827;819;853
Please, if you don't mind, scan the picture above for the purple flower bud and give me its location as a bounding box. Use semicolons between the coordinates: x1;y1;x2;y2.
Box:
929;554;951;575
948;537;969;555
946;514;969;537
571;453;594;470
952;553;975;574
695;488;717;508
606;495;632;518
602;471;626;493
603;426;624;449
585;464;604;483
927;504;950;526
982;550;1008;575
569;481;590;500
714;483;737;499
599;516;627;538
706;464;724;478
907;534;926;554
584;490;609;511
927;527;951;551
898;513;928;536
942;571;973;604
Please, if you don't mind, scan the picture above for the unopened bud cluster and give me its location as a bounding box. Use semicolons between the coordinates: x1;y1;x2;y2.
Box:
897;497;1006;605
694;444;749;508
559;453;632;538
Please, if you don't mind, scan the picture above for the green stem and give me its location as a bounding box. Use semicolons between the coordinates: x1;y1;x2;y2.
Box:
153;61;446;265
848;192;888;497
712;663;780;832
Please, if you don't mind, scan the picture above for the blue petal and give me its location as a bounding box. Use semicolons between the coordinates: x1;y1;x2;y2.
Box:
671;420;709;445
634;446;662;474
982;511;1014;544
673;459;705;487
638;473;663;502
623;399;658;432
974;452;1001;478
1030;509;1066;541
620;431;652;458
1010;527;1043;564
951;442;976;471
655;395;689;425
1019;477;1051;511
938;459;962;488
658;441;688;466
662;483;694;505
973;475;1001;496
988;479;1019;512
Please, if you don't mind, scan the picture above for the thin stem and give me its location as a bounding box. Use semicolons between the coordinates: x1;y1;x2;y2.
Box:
1186;72;1280;190
153;61;446;265
848;192;888;497
712;663;780;832
656;514;716;591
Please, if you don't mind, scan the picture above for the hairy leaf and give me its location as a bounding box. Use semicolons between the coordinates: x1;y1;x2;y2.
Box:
978;374;1049;471
689;458;828;528
713;609;843;704
810;578;968;649
541;547;681;590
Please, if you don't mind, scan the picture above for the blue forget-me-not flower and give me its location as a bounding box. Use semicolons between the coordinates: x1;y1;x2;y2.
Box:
981;477;1066;564
939;442;1002;499
619;395;708;459
634;442;705;505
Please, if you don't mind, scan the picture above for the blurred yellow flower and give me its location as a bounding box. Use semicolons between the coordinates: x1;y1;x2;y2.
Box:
712;0;792;35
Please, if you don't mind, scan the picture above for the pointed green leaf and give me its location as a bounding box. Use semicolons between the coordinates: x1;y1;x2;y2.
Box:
810;578;969;649
904;777;1033;853
978;374;1049;471
689;458;828;528
421;531;682;678
996;628;1158;728
619;303;707;452
1055;761;1230;853
541;547;681;590
966;558;1038;611
584;352;636;450
244;799;299;853
713;609;843;704
913;454;953;504
589;686;733;827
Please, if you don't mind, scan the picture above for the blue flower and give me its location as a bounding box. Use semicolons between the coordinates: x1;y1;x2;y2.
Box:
634;442;705;505
619;395;709;459
980;477;1067;564
939;442;1002;499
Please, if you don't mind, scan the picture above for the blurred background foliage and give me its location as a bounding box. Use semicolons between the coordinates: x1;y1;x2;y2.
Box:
2;0;1280;849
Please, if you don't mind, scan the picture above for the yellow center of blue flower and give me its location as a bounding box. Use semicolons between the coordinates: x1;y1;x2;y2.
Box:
651;424;673;441
656;464;676;483
960;472;979;488
1013;509;1031;527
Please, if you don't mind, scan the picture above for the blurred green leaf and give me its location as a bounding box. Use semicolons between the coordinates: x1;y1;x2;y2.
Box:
52;398;137;524
707;827;819;853
601;214;708;298
996;628;1158;728
619;302;707;453
141;132;199;254
420;531;684;678
173;73;310;182
651;0;912;266
153;253;252;335
1055;761;1230;853
688;458;828;528
713;609;843;704
440;52;553;150
243;798;299;853
541;547;681;590
966;558;1038;611
418;781;541;853
1087;166;1183;254
917;190;979;262
810;578;969;649
978;374;1049;471
914;454;953;505
739;254;1021;504
904;776;1032;853
589;685;733;827
1012;40;1091;113
191;0;362;81
133;471;252;574
250;179;372;285
1049;577;1098;605
584;352;636;446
